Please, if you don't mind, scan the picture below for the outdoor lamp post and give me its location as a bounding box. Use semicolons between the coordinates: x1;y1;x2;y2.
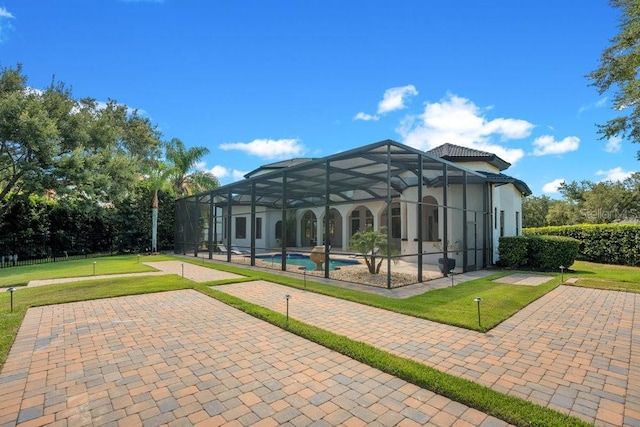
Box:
285;294;291;321
299;267;307;288
474;297;483;329
93;261;96;275
450;270;455;287
559;265;565;283
7;287;15;312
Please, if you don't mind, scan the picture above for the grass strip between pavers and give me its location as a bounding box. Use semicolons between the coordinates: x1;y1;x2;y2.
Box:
199;285;590;427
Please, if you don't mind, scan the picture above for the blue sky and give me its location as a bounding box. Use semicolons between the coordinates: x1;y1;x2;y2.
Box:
0;0;636;196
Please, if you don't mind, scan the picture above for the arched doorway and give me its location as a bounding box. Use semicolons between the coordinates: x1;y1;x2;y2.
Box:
422;196;439;241
321;208;343;248
380;201;401;250
301;210;317;246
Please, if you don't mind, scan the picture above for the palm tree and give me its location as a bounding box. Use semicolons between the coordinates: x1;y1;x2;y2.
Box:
165;138;220;196
146;139;219;253
348;226;398;274
146;162;174;253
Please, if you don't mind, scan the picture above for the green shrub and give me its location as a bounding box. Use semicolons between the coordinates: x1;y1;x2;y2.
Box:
528;235;580;271
498;236;529;268
525;224;640;266
499;235;580;271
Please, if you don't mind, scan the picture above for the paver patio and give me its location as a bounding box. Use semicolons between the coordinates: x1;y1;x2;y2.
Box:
217;281;640;426
0;290;510;426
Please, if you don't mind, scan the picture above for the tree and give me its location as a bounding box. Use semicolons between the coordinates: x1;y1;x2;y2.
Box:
588;0;640;156
0;64;162;219
558;178;639;223
165;138;219;197
348;226;397;274
522;195;553;228
145;162;174;252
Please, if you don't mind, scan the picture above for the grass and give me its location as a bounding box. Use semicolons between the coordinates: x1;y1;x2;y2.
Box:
0;254;176;287
190;259;560;330
565;260;640;292
0;254;635;426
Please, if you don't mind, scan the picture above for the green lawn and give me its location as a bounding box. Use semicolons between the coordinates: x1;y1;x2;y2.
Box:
566;260;640;291
0;254;176;287
0;255;634;427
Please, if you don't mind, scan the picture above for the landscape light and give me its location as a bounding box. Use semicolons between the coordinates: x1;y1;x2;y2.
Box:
559;265;565;283
299;267;307;287
7;287;16;312
285;294;291;321
474;297;483;329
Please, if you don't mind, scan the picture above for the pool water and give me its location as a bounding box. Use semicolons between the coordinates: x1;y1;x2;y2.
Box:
256;254;360;271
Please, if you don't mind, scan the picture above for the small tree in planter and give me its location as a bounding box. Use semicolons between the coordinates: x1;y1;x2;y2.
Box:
349;226;398;274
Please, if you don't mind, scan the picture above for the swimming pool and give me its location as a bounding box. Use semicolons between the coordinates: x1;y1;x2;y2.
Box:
256;253;360;271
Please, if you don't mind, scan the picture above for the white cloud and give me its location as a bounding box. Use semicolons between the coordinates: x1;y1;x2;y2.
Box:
354;84;417;121
377;85;418;114
604;136;622;153
396;93;531;165
0;7;14;18
532;135;580;156
595;167;634;182
0;7;15;43
542;178;565;194
353;112;379;121
206;165;247;183
219;138;305;160
232;169;247;180
578;97;608;115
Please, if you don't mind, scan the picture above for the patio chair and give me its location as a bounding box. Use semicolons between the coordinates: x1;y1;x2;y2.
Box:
231;245;250;254
216;244;243;255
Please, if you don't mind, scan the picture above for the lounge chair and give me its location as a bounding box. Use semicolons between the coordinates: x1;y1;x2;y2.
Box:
231;245;250;254
216;244;243;255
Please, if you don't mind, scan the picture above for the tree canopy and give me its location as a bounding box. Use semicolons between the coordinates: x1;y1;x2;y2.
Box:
0;64;220;256
523;173;640;227
0;64;163;218
588;0;640;156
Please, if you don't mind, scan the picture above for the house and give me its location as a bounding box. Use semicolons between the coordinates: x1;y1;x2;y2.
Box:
174;140;530;287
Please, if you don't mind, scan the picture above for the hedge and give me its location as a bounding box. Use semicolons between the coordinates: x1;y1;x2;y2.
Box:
524;224;640;267
499;235;580;270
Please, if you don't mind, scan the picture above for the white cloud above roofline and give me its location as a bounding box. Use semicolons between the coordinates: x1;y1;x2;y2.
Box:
532;135;580;156
354;84;418;121
396;93;531;165
219;138;306;160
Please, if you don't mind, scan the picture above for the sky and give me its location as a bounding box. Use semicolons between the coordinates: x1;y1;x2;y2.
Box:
0;0;636;197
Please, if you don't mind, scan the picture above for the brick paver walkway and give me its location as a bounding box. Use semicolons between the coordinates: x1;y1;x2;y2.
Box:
217;281;640;426
0;290;510;426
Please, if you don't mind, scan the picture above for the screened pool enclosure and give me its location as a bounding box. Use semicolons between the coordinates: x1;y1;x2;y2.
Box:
174;139;529;288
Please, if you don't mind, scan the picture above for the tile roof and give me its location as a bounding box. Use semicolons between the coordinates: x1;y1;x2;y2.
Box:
426;143;511;171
